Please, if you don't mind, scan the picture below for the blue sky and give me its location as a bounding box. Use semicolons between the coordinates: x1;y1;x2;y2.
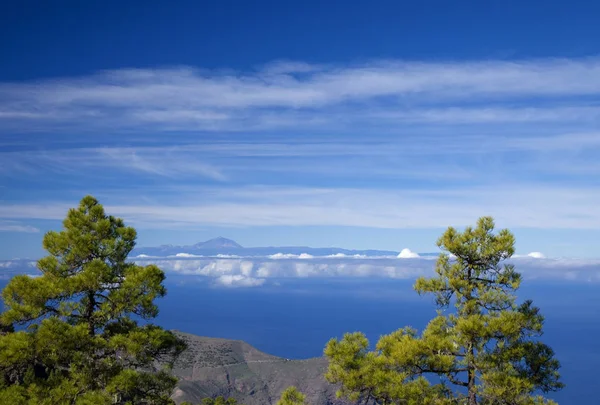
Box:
1;1;600;259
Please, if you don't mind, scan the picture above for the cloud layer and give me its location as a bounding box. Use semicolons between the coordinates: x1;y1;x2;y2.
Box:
138;255;600;285
3;253;599;287
0;220;39;233
397;248;420;258
1;58;600;132
2;185;600;230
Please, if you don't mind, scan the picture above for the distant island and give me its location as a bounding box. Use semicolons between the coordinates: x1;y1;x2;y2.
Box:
131;236;433;258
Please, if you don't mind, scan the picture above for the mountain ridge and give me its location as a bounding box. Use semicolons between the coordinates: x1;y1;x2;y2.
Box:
132;237;400;258
193;237;244;249
167;331;349;405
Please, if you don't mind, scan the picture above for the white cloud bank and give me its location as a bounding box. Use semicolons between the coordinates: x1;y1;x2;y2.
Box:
3;254;600;285
269;253;315;259
132;255;600;284
512;252;547;259
397;248;420;259
172;253;203;258
527;252;546;259
214;274;266;288
325;253;368;259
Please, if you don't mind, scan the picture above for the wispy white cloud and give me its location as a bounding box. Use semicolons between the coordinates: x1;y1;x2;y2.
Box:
1;58;600;132
0;221;39;233
369;106;600;124
0;147;226;181
5;130;600;159
1;128;599;186
96;148;227;180
1;185;600;230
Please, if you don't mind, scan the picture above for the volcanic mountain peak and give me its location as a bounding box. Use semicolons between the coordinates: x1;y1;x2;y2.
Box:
194;237;243;249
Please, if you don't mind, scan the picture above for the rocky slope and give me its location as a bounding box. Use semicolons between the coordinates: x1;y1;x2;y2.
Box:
167;332;348;405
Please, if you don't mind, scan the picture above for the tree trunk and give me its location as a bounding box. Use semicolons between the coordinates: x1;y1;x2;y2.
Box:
467;266;477;405
86;290;96;336
468;364;477;405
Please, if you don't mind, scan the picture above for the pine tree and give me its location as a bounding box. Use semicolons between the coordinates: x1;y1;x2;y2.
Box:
201;397;240;405
0;195;184;404
325;217;563;405
180;397;240;405
276;386;307;405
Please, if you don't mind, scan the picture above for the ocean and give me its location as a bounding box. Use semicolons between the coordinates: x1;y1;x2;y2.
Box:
157;276;599;405
0;276;597;404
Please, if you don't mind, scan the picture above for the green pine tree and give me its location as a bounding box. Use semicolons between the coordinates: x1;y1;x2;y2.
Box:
0;195;185;404
325;217;563;405
180;397;240;405
276;386;307;405
201;397;240;405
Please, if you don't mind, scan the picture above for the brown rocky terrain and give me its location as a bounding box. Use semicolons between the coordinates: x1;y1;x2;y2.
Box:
168;332;350;405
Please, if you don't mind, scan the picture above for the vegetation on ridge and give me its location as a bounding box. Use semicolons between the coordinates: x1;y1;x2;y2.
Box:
181;397;240;405
276;386;308;405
